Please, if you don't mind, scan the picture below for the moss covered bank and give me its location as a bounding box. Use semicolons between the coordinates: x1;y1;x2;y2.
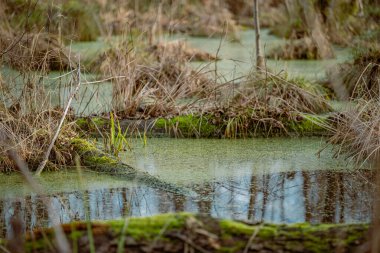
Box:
3;213;368;253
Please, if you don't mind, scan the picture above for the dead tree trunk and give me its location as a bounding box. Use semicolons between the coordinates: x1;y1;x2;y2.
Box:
253;0;265;70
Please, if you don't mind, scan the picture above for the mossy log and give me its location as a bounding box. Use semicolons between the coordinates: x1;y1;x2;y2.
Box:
4;213;369;253
71;138;189;195
76;114;329;139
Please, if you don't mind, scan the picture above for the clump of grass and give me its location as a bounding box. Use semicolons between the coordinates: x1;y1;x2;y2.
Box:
267;37;320;60
205;73;331;136
0;95;77;172
323;98;380;165
103;112;131;157
158;73;331;138
1;0;100;41
0;31;75;71
329;43;380;100
101;0;239;40
148;40;218;62
240;73;330;114
0;33;79;172
322;44;380;164
98;37;217;119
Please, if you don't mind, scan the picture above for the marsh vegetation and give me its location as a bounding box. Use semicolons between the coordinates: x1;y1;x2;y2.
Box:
0;0;380;252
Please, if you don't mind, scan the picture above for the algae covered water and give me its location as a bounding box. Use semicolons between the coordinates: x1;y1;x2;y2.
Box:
0;137;373;237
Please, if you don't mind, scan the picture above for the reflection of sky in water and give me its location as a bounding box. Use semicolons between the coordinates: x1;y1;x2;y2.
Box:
0;138;373;237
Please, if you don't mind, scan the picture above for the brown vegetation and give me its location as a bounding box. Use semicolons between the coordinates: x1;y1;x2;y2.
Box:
0;31;75;71
96;39;217;119
328;44;380;100
268;37;320;60
148;40;218;62
98;0;240;40
202;74;331;136
324;99;380;165
0;82;77;172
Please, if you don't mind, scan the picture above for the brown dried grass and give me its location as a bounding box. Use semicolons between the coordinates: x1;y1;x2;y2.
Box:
99;39;217;119
324;99;380;165
0;33;78;172
0;31;75;71
335;45;380;100
148;40;218;62
0;82;77;172
100;0;240;40
267;37;320;60
191;72;331;137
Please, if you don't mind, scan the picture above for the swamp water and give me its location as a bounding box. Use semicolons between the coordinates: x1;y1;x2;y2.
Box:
1;29;351;116
0;137;374;238
0;30;360;238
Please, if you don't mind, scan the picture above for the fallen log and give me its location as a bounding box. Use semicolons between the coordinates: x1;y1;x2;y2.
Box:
2;213;369;253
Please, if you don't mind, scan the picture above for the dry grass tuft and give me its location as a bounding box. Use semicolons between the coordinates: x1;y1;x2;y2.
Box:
100;0;240;40
0;82;77;172
330;44;380;100
267;37;320;60
97;39;217;119
0;31;75;71
240;73;330;114
177;73;332;137
148;40;218;62
325;99;380;165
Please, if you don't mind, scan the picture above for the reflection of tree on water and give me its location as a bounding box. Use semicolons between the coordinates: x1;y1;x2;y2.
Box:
194;182;215;215
302;171;312;222
0;170;375;237
248;174;257;221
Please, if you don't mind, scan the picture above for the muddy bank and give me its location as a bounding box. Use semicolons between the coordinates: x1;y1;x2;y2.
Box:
2;213;369;253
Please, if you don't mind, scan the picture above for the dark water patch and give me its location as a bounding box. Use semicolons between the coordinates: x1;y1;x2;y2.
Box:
0;170;374;238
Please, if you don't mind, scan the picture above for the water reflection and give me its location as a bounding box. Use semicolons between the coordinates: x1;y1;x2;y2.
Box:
0;170;374;238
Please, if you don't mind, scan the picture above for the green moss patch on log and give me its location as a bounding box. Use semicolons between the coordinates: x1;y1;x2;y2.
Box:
76;117;107;133
154;114;329;138
7;213;369;253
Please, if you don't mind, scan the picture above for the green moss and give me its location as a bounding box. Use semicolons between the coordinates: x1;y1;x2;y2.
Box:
6;213;369;253
70;138;119;166
257;226;277;239
287;114;327;134
155;115;218;137
108;213;192;240
219;219;255;235
86;155;118;166
70;138;98;153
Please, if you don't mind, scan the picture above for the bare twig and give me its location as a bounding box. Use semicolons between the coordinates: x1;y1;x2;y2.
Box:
35;58;81;176
243;224;263;253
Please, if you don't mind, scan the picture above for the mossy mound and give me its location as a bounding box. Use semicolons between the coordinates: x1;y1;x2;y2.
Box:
154;113;328;138
3;213;368;253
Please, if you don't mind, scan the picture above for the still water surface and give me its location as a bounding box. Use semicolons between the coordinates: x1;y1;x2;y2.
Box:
0;138;373;237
